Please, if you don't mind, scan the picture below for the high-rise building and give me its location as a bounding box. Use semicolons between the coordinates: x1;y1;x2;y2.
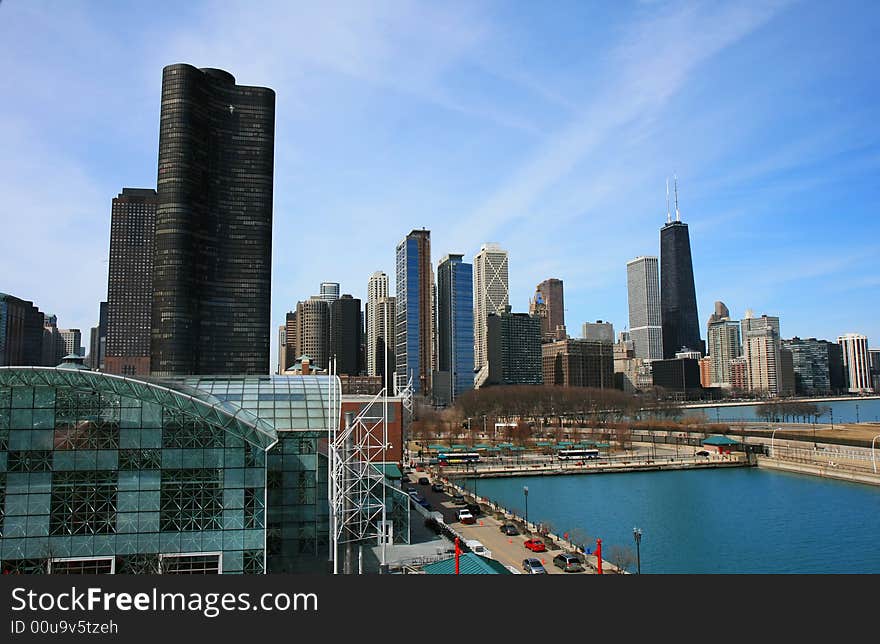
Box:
395;229;433;395
626;256;663;360
41;314;66;366
699;356;712;388
434;254;474;405
374;296;396;393
105;188;157;376
295;297;330;371
743;316;781;396
282;311;297;372
707;304;742;387
530;278;565;343
319;282;340;303
473;243;509;373
366;271;389;376
0;293;45;367
484;307;542;387
330;294;362;376
59;329;82;357
730;356;749;391
542;339;614;389
783;337;835;395
869;349;880;393
837;333;873;393
581;321;614;344
652;358;702;393
277;325;287;375
151;64;275;376
660;182;703;357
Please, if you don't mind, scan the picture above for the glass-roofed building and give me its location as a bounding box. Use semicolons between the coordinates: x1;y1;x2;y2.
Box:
0;359;409;574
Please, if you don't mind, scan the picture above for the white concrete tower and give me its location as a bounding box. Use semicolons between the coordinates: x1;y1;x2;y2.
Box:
366;271;389;376
473;243;509;373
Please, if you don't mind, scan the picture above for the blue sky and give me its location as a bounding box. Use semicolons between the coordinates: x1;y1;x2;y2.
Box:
1;0;878;369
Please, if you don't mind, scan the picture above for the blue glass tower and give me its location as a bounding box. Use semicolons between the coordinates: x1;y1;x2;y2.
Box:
436;254;474;404
395;230;433;395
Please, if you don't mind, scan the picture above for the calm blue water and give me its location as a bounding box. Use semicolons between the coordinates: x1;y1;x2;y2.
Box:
475;468;880;573
684;397;880;424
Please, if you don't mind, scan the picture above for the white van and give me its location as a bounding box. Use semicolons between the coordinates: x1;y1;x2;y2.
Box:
465;540;493;559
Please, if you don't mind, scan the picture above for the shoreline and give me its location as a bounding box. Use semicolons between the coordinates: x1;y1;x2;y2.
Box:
683;395;880;409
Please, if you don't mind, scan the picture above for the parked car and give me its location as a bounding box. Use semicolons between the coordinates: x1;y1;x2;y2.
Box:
465;540;492;559
409;492;426;504
465;502;481;516
451;493;467;505
457;509;476;524
696;450;710;457
431;482;445;493
499;523;519;536
418;477;430;485
553;553;584;572
522;558;547;574
524;538;547;553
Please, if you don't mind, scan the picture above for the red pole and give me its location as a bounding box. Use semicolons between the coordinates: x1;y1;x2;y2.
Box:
596;538;603;575
455;537;460;575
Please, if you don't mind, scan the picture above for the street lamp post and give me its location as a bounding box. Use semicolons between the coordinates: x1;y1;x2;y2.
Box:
523;486;529;529
633;527;642;574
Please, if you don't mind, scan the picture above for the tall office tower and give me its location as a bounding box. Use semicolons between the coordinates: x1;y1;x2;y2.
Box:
837;333;873;393
581;321;614;344
295;297;330;371
106;188;157;376
434;254;474;405
395;229;433;395
707;304;742;387
41;314;66;366
277;325;287;374
529;278;565;342
0;293;45;366
330;294;362;376
366;271;389;376
319;282;340;303
783;337;832;395
660;181;703;357
484;307;542;387
542;339;614;388
151;64;275;376
59;329;82;357
626;256;663;360
473;243;509;372
374;296;396;392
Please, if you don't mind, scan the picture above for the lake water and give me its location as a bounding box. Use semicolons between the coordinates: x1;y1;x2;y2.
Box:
683;397;880;424
473;467;880;573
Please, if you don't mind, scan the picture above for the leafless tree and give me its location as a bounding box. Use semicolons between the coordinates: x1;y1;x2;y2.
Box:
608;545;636;574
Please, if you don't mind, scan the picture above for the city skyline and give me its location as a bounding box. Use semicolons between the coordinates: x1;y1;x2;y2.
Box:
1;2;879;373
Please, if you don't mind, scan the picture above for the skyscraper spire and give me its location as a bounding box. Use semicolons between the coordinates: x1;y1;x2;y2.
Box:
666;178;671;224
674;174;681;222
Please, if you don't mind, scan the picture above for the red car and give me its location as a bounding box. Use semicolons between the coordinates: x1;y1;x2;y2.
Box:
524;539;547;553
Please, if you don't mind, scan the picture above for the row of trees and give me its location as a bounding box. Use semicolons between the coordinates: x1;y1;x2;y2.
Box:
755;401;830;423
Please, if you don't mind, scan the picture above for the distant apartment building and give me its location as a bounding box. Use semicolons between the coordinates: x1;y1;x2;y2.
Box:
729;356;749;392
483;307;542;387
41;314;66;366
542;339;614;389
838;333;873;393
783;337;833;395
473;243;509;373
699;356;712;388
869;349;880;393
295;297;330;371
706;301;742;387
59;329;82;357
330;294;362;376
626;256;663;360
366;271;389;377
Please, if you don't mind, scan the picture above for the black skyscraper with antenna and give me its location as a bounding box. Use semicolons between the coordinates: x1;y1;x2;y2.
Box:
660;178;704;358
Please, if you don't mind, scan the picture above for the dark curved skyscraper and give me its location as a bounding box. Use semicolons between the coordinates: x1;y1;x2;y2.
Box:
660;219;703;358
151;64;275;376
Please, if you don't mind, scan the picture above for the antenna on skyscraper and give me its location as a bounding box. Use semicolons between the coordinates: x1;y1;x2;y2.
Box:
666;178;671;224
674;174;681;222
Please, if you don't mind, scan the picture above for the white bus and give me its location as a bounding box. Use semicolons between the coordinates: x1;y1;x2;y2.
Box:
557;448;600;461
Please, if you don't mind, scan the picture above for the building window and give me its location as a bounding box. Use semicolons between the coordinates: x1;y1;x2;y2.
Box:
244;487;263;529
115;554;160;574
162;411;224;448
160;469;223;532
49;557;115;575
50;471;118;536
118;449;162;470
159;553;221;574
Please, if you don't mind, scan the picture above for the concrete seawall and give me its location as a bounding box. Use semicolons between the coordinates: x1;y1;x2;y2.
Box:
442;458;747;480
756;456;880;486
